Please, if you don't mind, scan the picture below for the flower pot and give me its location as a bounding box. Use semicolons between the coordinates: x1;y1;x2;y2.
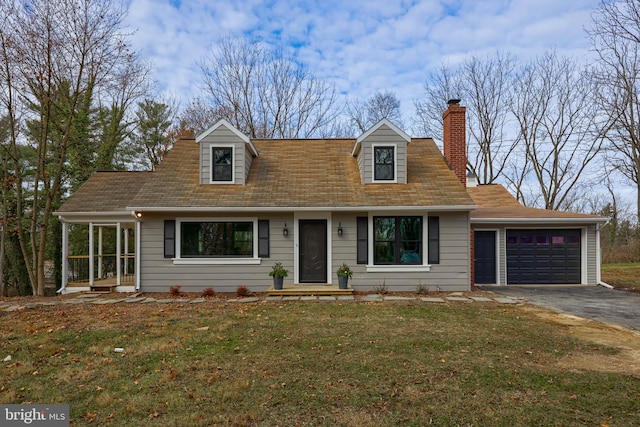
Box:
273;277;284;290
338;276;349;289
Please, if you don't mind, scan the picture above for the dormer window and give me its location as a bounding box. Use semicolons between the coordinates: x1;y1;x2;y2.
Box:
373;144;396;182
211;146;233;183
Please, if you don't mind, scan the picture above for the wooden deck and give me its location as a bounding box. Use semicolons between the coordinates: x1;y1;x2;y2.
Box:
266;285;354;296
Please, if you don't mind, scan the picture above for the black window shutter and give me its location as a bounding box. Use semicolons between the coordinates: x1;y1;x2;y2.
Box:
428;216;439;264
164;220;176;258
258;220;270;257
357;217;368;264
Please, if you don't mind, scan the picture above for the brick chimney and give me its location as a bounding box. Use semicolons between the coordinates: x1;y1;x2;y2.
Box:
442;99;467;188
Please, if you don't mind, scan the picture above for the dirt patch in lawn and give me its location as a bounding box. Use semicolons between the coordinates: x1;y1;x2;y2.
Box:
522;304;640;376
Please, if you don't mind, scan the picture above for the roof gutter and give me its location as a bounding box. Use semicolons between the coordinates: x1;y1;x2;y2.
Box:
55;211;134;219
125;204;478;213
470;216;608;224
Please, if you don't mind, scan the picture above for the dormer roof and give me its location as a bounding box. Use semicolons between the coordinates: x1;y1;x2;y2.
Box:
352;118;410;156
196;119;259;157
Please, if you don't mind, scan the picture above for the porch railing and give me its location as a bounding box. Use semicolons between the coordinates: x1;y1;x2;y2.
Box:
67;254;135;285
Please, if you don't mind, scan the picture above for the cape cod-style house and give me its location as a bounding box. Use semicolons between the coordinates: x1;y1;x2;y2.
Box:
54;101;607;294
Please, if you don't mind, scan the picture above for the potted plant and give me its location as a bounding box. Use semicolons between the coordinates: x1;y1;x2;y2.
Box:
269;262;288;290
336;263;353;289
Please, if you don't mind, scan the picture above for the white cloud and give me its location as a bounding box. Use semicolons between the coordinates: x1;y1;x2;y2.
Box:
125;0;601;116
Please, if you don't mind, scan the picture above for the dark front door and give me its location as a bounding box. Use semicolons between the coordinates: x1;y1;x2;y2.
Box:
474;231;496;284
299;220;327;283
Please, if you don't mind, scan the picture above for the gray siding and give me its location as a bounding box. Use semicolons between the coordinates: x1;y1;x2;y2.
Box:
345;212;470;291
140;213;295;293
245;146;253;179
139;211;471;293
355;149;365;183
199;126;249;185
358;125;408;184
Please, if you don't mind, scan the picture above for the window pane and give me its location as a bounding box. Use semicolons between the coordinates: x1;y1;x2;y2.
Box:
400;244;421;264
552;236;564;244
375;164;394;180
536;235;549;245
375;242;395;264
375;147;393;164
212;148;232;181
374;146;394;180
374;218;395;241
400;217;421;264
400;217;421;240
181;222;253;257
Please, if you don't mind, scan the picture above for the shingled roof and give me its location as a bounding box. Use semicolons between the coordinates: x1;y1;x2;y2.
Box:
57;171;152;214
467;184;606;222
124;136;475;211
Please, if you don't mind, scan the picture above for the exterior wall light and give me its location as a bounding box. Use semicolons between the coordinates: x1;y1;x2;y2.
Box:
337;222;343;237
135;212;142;218
283;223;288;237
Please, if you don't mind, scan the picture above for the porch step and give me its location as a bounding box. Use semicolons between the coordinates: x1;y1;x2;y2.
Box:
266;285;354;296
90;284;117;293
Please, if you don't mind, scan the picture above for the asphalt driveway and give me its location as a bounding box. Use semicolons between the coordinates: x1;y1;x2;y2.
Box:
482;285;640;332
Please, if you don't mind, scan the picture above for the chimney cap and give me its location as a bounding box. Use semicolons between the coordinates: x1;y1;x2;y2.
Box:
447;99;461;105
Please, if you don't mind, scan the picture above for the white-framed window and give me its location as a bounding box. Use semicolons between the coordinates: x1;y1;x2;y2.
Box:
373;216;422;265
210;145;235;183
172;217;261;265
363;212;434;273
372;143;397;183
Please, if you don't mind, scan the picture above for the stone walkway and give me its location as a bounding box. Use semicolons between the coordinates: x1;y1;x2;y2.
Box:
0;292;519;312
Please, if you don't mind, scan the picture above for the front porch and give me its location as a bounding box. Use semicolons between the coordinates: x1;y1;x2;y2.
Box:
59;219;140;293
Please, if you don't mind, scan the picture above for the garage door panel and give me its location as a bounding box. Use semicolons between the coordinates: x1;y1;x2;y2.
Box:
507;229;581;285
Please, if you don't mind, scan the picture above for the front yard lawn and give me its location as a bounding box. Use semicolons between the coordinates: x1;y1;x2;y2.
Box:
1;300;639;426
602;262;640;292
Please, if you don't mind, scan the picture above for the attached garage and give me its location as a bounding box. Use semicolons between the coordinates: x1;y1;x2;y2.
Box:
468;184;607;287
506;229;581;285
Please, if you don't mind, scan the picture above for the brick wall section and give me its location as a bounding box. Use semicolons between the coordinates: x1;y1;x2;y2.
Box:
442;102;467;188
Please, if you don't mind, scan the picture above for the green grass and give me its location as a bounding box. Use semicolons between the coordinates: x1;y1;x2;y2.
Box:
1;301;639;426
602;262;640;291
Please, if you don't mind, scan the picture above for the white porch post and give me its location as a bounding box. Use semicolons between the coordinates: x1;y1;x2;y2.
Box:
60;221;69;292
135;221;141;290
124;228;129;275
98;226;103;279
89;222;94;286
116;222;121;285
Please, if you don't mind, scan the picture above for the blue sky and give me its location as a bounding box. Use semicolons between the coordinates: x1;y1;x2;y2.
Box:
125;0;601;119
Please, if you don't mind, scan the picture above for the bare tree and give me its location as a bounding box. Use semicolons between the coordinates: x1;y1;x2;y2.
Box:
509;51;602;210
587;0;640;221
464;53;517;184
347;91;403;133
414;63;463;140
199;37;340;138
178;97;233;136
0;0;144;295
414;53;516;184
